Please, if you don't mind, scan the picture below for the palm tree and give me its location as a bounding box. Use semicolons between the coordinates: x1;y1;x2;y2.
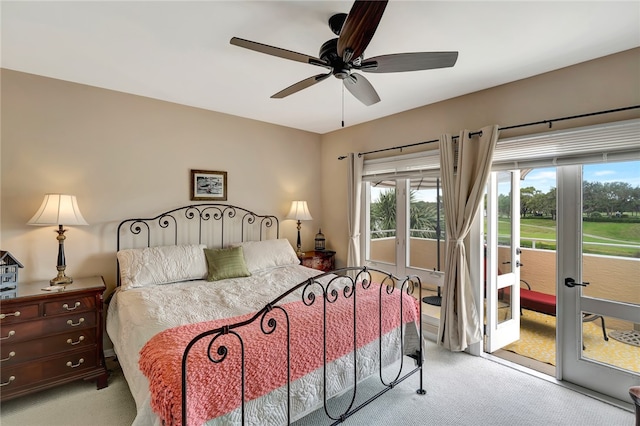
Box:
410;202;439;238
370;189;440;238
371;189;397;237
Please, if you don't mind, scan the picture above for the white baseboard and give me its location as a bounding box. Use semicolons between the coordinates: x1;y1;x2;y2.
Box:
104;348;116;358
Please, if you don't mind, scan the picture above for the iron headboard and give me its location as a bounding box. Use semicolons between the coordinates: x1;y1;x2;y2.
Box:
116;203;279;286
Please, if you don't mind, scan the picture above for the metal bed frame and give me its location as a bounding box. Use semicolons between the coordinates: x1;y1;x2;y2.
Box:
116;204;425;425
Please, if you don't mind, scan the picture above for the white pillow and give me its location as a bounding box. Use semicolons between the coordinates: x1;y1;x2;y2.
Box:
233;239;300;273
117;244;207;290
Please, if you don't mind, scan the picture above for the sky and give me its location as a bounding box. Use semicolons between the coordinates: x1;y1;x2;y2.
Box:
523;160;640;194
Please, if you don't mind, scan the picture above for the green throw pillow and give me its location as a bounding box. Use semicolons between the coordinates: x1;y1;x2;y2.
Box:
204;246;251;281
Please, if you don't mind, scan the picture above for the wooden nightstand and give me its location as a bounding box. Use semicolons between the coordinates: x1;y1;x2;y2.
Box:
300;250;336;272
0;276;108;401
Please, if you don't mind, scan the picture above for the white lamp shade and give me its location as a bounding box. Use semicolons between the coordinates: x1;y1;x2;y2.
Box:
286;201;313;221
28;194;89;226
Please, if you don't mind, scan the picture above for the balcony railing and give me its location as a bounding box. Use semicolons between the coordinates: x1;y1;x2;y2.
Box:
368;237;639;302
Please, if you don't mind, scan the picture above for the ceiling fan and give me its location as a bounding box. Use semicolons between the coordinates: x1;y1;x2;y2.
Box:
230;0;458;106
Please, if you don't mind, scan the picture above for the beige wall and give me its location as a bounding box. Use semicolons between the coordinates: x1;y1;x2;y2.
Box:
0;69;322;293
2;48;639;290
320;48;640;267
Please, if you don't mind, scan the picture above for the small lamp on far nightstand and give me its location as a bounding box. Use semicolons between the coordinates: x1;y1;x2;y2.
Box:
28;194;88;286
286;200;313;257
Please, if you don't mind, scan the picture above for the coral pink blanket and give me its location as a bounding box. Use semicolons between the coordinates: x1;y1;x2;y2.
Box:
139;284;419;426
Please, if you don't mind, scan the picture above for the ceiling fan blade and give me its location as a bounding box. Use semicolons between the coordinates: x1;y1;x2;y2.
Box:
359;52;459;73
337;0;388;61
230;37;330;68
343;73;380;106
271;73;332;99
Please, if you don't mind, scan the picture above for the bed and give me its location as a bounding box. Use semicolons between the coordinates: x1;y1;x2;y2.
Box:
106;204;424;425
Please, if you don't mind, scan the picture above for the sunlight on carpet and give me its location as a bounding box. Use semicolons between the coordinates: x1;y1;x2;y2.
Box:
503;310;640;373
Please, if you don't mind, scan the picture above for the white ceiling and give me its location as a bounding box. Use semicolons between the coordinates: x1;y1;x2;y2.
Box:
2;1;639;134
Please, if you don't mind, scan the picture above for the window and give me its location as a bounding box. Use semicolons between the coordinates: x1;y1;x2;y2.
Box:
363;175;445;284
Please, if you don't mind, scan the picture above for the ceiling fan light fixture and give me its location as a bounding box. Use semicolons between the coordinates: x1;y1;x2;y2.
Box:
229;0;457;107
334;69;350;80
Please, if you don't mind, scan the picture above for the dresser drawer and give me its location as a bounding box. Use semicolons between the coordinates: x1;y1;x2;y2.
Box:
0;304;39;324
0;348;98;396
0;276;108;401
1;328;97;367
44;295;95;316
0;312;95;343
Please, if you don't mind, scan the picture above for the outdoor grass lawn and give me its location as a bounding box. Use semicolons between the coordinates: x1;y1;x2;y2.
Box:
497;217;640;258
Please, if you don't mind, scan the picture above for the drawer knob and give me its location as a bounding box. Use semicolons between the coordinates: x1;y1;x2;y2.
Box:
66;358;85;368
0;351;16;362
0;376;15;387
67;336;85;345
67;318;85;327
0;330;15;341
0;311;20;320
62;302;81;311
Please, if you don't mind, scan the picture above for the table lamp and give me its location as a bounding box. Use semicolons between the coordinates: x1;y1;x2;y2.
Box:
286;201;313;256
28;194;88;286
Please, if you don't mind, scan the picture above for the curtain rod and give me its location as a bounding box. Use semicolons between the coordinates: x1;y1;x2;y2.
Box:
337;105;640;160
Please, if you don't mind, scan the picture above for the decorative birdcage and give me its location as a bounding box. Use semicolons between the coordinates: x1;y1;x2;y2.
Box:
1;251;23;299
314;229;326;251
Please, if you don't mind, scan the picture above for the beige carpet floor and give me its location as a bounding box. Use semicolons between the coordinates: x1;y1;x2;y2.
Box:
0;357;136;426
1;342;635;426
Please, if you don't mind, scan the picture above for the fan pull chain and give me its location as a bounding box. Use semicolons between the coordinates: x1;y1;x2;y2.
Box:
341;83;345;128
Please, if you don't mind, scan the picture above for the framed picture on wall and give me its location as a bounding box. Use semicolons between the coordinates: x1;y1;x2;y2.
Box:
190;169;227;201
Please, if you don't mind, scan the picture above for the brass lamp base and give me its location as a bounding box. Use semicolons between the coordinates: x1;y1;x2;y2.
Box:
295;220;304;258
50;272;73;286
50;225;73;286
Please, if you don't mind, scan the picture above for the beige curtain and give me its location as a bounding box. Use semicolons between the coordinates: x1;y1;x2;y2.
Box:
438;125;499;351
347;153;363;267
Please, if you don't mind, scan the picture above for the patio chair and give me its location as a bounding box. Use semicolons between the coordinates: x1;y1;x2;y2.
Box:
520;280;609;342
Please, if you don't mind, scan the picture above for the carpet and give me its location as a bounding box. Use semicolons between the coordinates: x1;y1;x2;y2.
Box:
295;341;635;425
1;343;634;426
610;330;640;347
0;357;136;426
503;309;640;373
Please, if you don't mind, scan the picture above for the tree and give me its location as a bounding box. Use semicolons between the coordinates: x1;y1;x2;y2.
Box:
584;181;636;217
410;201;439;238
370;190;440;238
498;193;511;218
631;186;640;217
521;186;540;218
546;187;557;220
604;182;634;216
370;189;396;237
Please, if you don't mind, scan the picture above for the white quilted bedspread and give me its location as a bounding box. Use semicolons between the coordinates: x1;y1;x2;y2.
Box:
106;265;419;426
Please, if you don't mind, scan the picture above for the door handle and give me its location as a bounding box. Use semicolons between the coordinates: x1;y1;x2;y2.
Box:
501;261;523;267
565;277;589;288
